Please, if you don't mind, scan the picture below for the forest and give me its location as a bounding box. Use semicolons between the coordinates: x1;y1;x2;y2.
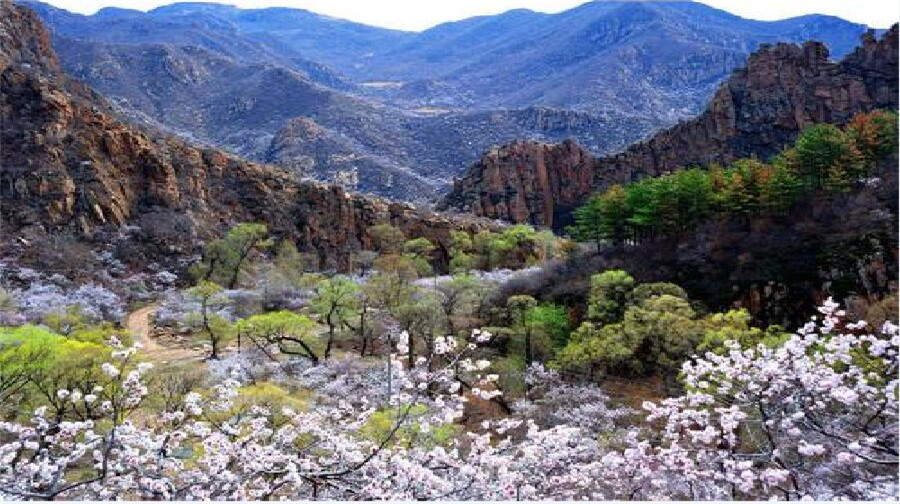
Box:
0;0;896;499
1;161;897;498
568;110;899;248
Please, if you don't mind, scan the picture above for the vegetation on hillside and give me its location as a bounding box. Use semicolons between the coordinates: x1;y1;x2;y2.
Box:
0;117;896;501
568;110;898;248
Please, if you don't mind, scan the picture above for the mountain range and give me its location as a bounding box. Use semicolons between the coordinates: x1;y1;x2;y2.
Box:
0;0;490;277
21;0;874;201
441;26;899;228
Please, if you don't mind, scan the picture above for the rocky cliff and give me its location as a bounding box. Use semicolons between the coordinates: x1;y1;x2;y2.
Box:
0;0;488;274
441;26;899;229
28;1;874;203
437;140;595;229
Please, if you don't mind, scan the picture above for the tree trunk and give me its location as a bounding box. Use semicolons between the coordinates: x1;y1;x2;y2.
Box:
358;300;368;357
324;314;335;359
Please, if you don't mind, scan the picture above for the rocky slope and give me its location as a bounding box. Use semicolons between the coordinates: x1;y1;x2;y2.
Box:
366;1;870;116
39;18;653;202
22;1;877;203
0;0;489;275
441;26;899;229
497;160;898;328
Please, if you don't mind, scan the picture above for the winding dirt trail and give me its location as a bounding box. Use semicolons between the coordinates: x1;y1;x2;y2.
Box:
125;305;201;364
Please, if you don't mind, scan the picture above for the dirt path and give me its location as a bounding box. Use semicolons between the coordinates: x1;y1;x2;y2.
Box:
125;305;202;364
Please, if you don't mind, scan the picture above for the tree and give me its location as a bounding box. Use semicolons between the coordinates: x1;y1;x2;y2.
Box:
557;276;701;379
235;311;321;364
392;289;443;368
311;276;360;359
350;250;379;276
192;223;270;288
0;329;505;500
524;303;571;355
846;109;899;164
569;194;604;250
790;124;863;189
697;308;788;354
402;237;436;277
625;180;661;243
0;326;63;410
761;162;803;214
622;294;701;381
433;274;484;337
0;304;895;500
507;295;538;368
670;168;713;233
186;281;233;360
586;270;635;325
601;300;899;500
631;282;688;305
257;240;316;309
370;223;406;255
569;185;632;251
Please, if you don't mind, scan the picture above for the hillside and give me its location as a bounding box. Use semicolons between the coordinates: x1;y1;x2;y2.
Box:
441;26;900;228
365;1;870;116
21;0;874;202
0;0;489;276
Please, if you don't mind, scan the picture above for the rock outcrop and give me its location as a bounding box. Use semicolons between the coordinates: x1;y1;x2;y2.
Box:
438;140;595;229
441;26;899;229
0;0;489;273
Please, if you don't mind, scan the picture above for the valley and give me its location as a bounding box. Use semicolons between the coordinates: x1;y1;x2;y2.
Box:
0;0;897;500
22;0;873;201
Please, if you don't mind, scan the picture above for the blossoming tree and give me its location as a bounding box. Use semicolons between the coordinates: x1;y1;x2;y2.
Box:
1;300;896;500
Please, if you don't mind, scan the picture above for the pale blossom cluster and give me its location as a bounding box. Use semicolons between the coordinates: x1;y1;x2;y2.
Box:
592;298;899;500
0;301;896;500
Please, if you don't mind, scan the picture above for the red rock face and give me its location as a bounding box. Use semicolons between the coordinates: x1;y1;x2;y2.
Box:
439;139;595;229
0;1;492;272
442;26;899;229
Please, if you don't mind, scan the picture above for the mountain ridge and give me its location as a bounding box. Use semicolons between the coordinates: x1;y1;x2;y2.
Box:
17;0;878;202
0;0;492;275
440;26;900;228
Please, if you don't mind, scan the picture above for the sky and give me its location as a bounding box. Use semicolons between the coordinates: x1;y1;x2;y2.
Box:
41;0;900;31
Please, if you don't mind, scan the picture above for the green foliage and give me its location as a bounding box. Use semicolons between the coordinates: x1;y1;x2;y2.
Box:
402;237;436;276
554;321;642;375
790;123;863;189
215;382;309;428
191;223;270;288
526;303;571;349
370;224;406;255
235;311;321;362
631;282;688;305
569;111;896;246
697;309;789;354
456;226;567;271
623;294;701;375
358;404;460;449
186;281;233;360
556;271;787;380
0;325;111;419
311;276;360;358
491;352;526;396
568;185;631;249
42;305;90;336
586;270;635;325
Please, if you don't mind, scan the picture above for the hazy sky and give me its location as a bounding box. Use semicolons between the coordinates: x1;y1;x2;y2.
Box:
41;0;900;31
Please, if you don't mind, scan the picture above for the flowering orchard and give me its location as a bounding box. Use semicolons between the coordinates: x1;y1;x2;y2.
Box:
0;301;896;500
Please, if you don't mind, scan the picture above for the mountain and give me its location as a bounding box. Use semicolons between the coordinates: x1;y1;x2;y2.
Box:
19;1;875;202
356;1;870;115
0;0;489;276
440;26;900;229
